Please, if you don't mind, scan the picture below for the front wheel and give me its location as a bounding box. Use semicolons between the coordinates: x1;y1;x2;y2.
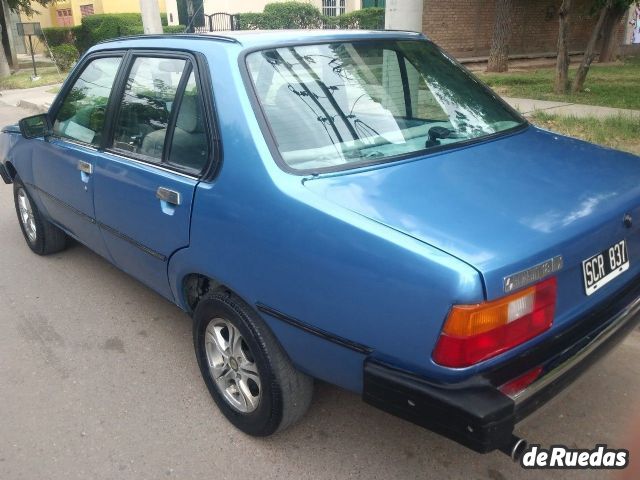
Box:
13;179;67;255
193;293;313;436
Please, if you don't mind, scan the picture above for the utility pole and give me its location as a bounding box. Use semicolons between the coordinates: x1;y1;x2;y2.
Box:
140;0;163;34
385;0;424;32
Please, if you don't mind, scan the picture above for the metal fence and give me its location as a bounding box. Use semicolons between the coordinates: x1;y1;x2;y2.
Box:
188;13;239;33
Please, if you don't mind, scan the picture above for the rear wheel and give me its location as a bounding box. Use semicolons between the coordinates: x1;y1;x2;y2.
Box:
193;293;313;436
13;178;67;255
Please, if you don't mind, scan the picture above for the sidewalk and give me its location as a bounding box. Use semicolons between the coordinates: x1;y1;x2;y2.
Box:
0;84;61;113
503;97;640;119
1;84;638;120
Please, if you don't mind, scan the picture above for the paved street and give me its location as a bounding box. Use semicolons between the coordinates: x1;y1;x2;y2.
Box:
0;103;638;479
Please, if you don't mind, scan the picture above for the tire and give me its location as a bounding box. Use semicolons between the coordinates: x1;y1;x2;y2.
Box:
13;178;67;255
193;292;313;436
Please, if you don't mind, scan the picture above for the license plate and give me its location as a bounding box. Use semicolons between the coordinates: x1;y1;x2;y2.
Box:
582;239;629;295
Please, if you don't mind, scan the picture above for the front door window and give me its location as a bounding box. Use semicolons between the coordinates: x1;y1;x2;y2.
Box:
53;56;122;146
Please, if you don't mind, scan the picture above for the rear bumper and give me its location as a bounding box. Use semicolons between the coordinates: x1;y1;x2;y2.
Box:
363;277;640;453
0;162;11;184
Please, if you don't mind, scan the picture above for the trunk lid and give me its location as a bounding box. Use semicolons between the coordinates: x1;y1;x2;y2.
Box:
304;127;640;328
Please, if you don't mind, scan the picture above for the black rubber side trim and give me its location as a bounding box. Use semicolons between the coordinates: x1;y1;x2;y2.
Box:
27;182;166;261
98;222;167;261
27;182;96;224
256;303;373;354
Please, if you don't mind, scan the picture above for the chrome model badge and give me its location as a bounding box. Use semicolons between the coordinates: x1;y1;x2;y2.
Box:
504;256;564;293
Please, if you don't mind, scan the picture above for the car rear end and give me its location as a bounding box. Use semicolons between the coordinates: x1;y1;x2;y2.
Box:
241;32;640;456
362;211;640;457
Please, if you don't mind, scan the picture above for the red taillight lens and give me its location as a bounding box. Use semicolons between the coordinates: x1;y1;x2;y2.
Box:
499;366;544;398
432;277;557;368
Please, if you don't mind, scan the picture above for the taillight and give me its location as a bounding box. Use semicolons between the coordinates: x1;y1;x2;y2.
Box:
432;277;557;368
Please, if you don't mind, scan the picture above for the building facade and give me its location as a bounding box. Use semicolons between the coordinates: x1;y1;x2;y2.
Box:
21;0;169;29
422;0;628;59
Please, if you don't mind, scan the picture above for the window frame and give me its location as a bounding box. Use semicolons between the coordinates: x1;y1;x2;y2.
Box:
322;0;346;16
239;37;529;176
103;49;215;177
48;50;126;151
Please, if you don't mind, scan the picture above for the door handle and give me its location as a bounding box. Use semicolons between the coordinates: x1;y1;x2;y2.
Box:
77;160;93;175
156;187;181;206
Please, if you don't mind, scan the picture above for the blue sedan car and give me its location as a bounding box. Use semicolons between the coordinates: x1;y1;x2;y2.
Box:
1;30;639;459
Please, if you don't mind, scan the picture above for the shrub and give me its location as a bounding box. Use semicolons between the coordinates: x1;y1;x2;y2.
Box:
336;8;384;29
262;2;323;29
237;3;384;31
75;13;146;52
50;44;79;71
236;12;265;30
42;27;75;47
163;25;186;34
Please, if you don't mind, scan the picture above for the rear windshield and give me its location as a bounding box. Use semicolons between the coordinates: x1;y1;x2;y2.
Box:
246;40;525;173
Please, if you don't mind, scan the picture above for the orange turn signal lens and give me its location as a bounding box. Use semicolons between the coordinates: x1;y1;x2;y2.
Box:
433;277;557;368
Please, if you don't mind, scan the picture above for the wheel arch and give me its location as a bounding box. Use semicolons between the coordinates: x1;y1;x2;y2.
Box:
5;161;17;180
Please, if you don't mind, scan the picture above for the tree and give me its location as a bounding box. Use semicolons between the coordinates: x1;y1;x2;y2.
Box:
598;1;632;62
0;0;54;77
571;0;635;92
486;0;515;72
555;0;572;93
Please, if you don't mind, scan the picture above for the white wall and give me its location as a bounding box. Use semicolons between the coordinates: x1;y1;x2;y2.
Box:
385;0;423;32
165;0;179;25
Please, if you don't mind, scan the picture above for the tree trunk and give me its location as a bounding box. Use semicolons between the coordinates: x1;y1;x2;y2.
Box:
598;5;626;63
571;1;612;93
486;0;515;72
0;1;9;78
555;0;572;94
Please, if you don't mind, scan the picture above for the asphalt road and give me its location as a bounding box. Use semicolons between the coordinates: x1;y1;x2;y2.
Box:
0;104;638;480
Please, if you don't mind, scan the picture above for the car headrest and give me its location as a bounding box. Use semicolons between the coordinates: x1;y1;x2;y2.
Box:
176;94;199;133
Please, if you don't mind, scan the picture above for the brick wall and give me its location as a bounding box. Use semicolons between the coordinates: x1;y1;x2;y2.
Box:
422;0;623;58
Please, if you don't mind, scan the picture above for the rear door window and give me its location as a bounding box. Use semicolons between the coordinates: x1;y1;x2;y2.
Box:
112;56;187;160
108;54;212;175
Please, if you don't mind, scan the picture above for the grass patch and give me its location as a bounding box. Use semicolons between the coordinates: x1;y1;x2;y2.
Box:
0;66;64;90
530;112;640;155
479;58;640;110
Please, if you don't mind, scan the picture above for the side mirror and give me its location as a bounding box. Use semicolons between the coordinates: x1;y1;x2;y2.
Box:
18;114;51;139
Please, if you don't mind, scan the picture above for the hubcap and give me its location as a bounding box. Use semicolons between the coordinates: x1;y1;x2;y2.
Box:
17;188;36;243
204;318;261;413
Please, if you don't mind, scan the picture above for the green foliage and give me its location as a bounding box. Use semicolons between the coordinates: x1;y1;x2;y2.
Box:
236;2;384;30
236;12;265;30
335;8;385;29
480;57;640;110
50;44;79;71
42;27;75;47
75;13;147;52
262;2;323;28
6;0;52;16
531;111;640;156
163;25;186;34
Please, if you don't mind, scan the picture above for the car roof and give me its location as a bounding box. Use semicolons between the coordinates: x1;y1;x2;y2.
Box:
94;29;426;51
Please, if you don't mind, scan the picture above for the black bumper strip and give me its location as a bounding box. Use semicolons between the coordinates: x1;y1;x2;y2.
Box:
256;303;373;355
363;275;640;454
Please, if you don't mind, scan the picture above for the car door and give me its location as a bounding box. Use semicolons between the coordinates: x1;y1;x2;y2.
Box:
31;54;124;258
93;52;213;300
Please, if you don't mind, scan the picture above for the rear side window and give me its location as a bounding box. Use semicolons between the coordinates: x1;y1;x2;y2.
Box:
53;56;122;146
113;57;187;159
167;72;209;171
